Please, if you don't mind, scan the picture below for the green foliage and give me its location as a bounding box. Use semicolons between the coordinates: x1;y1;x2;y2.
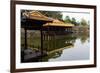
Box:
71;18;77;26
64;16;71;23
64;16;80;26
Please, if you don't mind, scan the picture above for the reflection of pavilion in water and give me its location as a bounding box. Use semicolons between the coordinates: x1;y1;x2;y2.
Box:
21;11;75;62
41;31;76;62
42;30;76;52
22;32;76;62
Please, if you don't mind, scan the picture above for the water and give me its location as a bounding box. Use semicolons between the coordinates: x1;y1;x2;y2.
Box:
42;32;90;62
21;31;90;62
49;38;90;61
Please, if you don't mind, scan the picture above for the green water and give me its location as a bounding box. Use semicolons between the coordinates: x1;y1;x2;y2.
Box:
21;30;89;62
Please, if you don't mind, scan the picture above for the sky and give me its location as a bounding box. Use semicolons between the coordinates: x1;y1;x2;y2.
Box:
61;11;90;23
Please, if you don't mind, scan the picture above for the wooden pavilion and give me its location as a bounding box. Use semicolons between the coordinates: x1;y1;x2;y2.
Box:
21;11;53;50
42;19;74;41
21;11;74;62
43;19;74;31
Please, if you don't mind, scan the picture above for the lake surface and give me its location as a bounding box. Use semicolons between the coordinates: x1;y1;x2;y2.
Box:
48;38;90;61
21;31;90;62
42;32;90;62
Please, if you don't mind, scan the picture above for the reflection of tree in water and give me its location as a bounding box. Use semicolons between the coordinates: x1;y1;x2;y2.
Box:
78;32;89;44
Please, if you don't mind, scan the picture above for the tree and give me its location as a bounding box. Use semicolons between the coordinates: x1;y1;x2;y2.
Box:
39;11;63;20
80;18;88;26
71;18;77;25
71;18;80;26
64;16;71;23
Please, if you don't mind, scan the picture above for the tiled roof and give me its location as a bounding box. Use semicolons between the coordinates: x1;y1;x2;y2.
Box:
23;11;53;21
43;19;74;27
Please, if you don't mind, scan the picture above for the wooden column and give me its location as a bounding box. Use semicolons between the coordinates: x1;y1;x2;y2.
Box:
40;27;43;56
24;27;27;50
